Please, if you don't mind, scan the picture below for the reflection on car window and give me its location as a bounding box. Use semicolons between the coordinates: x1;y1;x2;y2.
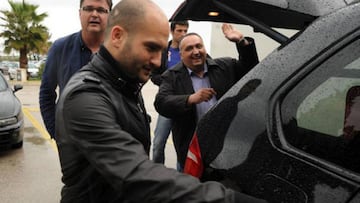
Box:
343;86;360;139
297;77;360;137
281;38;360;173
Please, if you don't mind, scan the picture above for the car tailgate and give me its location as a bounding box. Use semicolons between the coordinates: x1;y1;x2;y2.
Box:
170;0;354;30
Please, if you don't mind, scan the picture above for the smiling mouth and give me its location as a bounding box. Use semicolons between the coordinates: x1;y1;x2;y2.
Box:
192;54;202;60
89;21;100;25
192;57;202;62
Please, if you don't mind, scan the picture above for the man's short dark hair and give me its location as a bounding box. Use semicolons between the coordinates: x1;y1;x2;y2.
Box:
179;32;203;50
80;0;113;11
170;21;189;31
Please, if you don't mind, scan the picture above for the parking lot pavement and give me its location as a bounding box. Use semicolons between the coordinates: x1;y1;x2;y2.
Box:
3;80;61;203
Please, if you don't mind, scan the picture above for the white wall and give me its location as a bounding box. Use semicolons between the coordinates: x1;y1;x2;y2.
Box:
209;22;297;60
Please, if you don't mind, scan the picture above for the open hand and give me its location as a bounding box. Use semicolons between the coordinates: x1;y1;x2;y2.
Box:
222;23;244;43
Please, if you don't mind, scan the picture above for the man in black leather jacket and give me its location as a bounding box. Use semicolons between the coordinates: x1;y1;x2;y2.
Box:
55;0;266;202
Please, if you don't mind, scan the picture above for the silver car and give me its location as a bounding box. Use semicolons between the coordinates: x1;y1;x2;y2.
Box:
0;72;24;150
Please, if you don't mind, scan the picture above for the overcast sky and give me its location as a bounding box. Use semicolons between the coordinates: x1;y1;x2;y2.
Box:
0;0;211;51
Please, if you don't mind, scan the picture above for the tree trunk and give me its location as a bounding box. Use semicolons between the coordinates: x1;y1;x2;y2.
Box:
19;47;28;81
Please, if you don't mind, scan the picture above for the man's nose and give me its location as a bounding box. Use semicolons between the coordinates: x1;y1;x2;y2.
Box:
193;48;200;54
90;9;100;16
151;52;162;69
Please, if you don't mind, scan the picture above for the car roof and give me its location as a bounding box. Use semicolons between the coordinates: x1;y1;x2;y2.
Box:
170;0;359;44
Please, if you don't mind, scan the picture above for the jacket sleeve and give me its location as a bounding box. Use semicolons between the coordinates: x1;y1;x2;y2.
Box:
154;69;195;118
39;42;59;138
235;37;259;77
60;90;267;203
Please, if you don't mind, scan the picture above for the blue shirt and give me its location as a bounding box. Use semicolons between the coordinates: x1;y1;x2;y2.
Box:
187;65;218;121
168;47;181;68
39;31;93;138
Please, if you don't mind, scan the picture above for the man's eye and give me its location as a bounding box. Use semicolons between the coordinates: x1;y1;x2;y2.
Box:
81;6;109;14
196;44;203;49
147;45;158;52
96;7;109;14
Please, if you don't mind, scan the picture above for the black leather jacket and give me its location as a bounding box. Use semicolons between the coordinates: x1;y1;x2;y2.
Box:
55;46;266;203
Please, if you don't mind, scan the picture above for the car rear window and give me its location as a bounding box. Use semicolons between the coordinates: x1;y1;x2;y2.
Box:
281;37;360;173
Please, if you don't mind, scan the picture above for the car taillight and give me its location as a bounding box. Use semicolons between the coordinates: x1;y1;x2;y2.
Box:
184;132;203;178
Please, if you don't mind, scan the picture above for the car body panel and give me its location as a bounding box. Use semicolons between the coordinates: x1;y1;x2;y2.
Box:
0;91;19;118
177;1;360;202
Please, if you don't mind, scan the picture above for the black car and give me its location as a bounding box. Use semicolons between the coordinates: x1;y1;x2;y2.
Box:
0;72;24;150
171;0;360;202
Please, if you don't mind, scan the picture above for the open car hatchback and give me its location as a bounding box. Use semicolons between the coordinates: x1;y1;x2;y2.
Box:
170;0;360;202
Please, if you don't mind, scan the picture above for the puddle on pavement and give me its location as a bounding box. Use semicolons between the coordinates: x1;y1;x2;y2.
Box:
24;127;46;145
24;126;38;134
25;136;46;145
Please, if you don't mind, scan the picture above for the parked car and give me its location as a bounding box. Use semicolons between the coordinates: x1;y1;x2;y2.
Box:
7;62;19;81
27;62;39;78
0;61;9;76
34;58;46;69
0;61;20;80
171;0;360;202
0;72;24;150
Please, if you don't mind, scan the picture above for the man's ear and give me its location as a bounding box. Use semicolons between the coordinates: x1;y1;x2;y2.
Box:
111;25;126;47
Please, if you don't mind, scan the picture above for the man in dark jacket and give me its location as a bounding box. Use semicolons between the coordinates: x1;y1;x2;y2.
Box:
151;20;189;167
39;0;112;139
55;0;266;202
154;25;259;171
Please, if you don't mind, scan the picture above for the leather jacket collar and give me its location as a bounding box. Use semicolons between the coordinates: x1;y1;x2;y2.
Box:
89;46;143;97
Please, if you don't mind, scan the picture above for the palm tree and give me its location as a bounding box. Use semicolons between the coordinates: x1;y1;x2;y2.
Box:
0;0;49;81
